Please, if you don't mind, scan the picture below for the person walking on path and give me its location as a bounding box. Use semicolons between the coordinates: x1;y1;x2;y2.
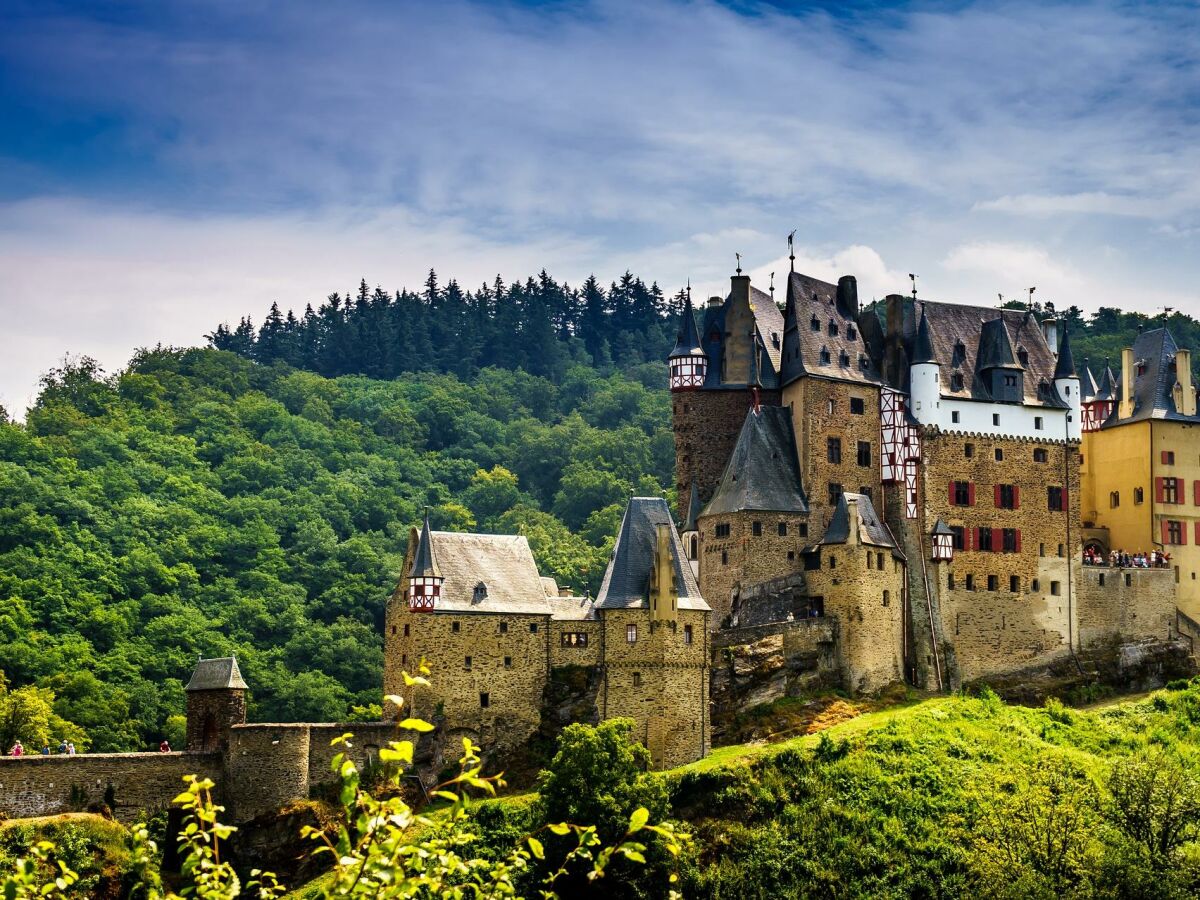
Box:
9;741;23;756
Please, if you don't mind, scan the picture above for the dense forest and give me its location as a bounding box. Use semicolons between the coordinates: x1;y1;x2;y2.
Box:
1;265;1198;752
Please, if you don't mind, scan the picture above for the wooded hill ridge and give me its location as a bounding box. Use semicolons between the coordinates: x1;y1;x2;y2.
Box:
0;266;1196;753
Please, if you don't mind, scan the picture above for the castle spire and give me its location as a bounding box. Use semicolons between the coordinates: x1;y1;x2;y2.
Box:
1054;324;1076;379
912;304;935;364
411;508;440;579
408;508;443;612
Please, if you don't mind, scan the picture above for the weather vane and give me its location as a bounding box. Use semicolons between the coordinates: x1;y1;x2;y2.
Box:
769;272;775;298
1028;286;1036;310
787;230;796;272
909;273;918;299
735;252;742;275
686;278;691;304
1160;305;1175;321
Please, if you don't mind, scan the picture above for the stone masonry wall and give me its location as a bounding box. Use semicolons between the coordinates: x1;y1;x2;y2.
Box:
920;431;1081;682
1077;567;1176;647
696;510;808;629
548;620;603;668
600;609;710;769
672;388;777;519
225;725;310;822
806;544;906;692
0;752;222;823
386;603;550;755
782;377;883;540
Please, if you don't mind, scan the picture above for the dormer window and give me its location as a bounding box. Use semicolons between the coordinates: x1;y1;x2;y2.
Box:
950;372;964;391
828;321;839;337
839;350;850;367
1137;362;1146;377
771;332;780;347
846;325;857;340
473;582;488;603
859;354;869;372
953;341;966;367
820;346;831;365
1017;347;1029;366
810;315;820;331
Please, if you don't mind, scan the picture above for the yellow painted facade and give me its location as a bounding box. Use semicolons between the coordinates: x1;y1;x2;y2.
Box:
1083;419;1200;619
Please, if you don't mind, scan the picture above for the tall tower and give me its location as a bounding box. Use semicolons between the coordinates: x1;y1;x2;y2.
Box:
909;305;941;425
1053;326;1082;440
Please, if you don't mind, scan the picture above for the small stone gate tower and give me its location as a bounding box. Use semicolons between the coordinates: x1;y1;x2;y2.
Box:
185;656;248;752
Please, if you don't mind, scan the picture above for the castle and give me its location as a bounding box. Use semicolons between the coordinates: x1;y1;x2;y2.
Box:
1;262;1195;824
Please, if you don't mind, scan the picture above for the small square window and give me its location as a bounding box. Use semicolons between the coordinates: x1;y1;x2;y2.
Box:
1034;417;1043;430
951;411;961;424
633;672;642;687
1134;487;1144;504
948;573;956;590
684;625;693;644
465;655;472;669
627;623;637;643
530;623;539;633
404;624;410;636
778;522;788;536
850;397;865;414
857;441;871;467
752;521;762;536
828;437;842;464
1010;575;1019;592
1032;578;1040;592
1050;581;1061;596
499;621;508;634
966;574;975;591
995;448;1004;461
504;656;512;668
480;692;490;708
1034;449;1048;463
993;414;1000;426
452;621;460;633
798;523;808;538
964;443;974;458
988;575;998;591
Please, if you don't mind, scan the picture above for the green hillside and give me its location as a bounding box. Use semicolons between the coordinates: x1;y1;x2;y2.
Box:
0;349;671;750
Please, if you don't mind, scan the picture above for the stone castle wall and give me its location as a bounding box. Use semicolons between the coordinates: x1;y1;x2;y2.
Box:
386;603;550;754
782;377;883;539
1077;566;1175;647
0;752;222;823
916;431;1081;682
672;388;775;518
548;620;603;668
599;609;710;769
696;510;808;628
806;543;906;692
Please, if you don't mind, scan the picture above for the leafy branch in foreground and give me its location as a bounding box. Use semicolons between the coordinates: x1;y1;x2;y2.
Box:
1;666;683;899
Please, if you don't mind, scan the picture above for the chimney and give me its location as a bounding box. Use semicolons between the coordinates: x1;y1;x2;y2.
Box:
836;275;859;318
1119;347;1135;419
707;295;722;308
1041;316;1060;356
846;496;861;546
730;273;751;309
1176;349;1197;416
884;293;906;385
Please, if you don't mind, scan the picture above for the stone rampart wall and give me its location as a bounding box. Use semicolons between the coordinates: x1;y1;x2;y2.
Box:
0;752;222;823
1077;566;1175;647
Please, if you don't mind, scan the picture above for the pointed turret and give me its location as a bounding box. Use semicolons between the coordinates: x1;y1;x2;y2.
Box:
1054;325;1076;379
1079;357;1098;402
682;481;702;534
408;509;443;612
668;295;707;391
912;305;935;364
977;317;1024;403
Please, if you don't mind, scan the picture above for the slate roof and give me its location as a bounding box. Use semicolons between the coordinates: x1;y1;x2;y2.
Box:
1079;358;1099;401
1054;327;1077;379
595;497;709;611
1106;328;1200;425
411;509;440;578
681;481;702;533
696;286;783;389
931;519;954;537
1096;361;1117;401
186;656;248;692
780;271;882;386
702;406;808;516
897;299;1063;406
411;531;591;618
912;306;935;364
669;298;704;359
819;492;904;558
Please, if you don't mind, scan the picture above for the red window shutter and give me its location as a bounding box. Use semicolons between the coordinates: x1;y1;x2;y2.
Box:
949;480;956;505
968;483;976;506
1156;477;1165;503
1194;480;1200;506
1162;520;1170;545
992;528;1003;552
994;485;1002;507
1013;486;1020;509
971;527;979;550
1183;524;1189;546
1015;529;1022;553
1195;522;1200;545
1161;450;1170;464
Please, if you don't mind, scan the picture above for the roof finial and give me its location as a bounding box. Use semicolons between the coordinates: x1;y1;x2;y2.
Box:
735;252;742;275
686;278;691;304
787;230;796;273
769;271;775;299
998;292;1003;305
1160;305;1175;323
909;273;918;299
1027;286;1036;310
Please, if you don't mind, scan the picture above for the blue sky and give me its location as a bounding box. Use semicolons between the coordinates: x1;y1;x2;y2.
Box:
1;0;1198;411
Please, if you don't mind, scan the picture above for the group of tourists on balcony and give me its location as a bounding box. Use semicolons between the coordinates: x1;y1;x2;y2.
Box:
1083;547;1171;569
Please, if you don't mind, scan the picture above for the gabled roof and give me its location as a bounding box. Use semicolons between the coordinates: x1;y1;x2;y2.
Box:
669;297;704;359
781;271;881;387
931;519;954;537
407;531;591;618
681;481;702;534
898;299;1062;406
1096;361;1117;401
1106;328;1200;426
595;498;708;611
696;287;782;389
186;656;248;692
702;406;808;517
411;509;440;578
820;492;904;557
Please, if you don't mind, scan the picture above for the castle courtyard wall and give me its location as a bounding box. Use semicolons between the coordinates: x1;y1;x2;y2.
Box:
0;752;222;823
1077;566;1175;647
